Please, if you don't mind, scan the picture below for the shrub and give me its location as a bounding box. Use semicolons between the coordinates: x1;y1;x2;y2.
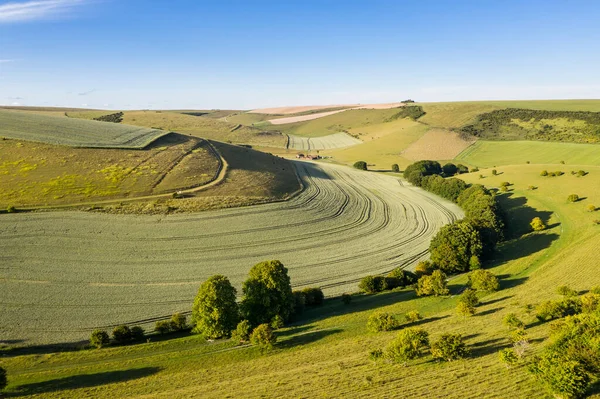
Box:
429;221;483;273
0;367;6;391
468;269;500;292
456;164;469;174
530;217;546;231
302;287;324;306
353;161;368;171
591;286;600;295
576;170;587;177
405;310;422;323
567;194;579;203
500;185;508;192
587;204;596;212
130;326;145;341
471;166;479;173
6;205;15;213
270;315;285;330
414;261;434;276
503;313;525;329
369;348;384;361
540;170;548;176
528;185;537;190
499;348;519;368
341;293;352;305
90;330;110;348
387;267;418;286
530;353;590;399
491;169;498;176
391;164;400;172
536;298;582;322
171;313;187;331
359;275;387;294
193;275;239;339
416;270;449;296
510;328;528;344
112;325;132;344
385;328;429;363
155;320;173;335
367;312;399;332
500;181;510;187
241;260;294;326
581;293;600;313
231;320;252;343
459;288;479;307
456;301;476;317
431;333;468;361
556;285;577;297
293;290;306;314
250;324;276;351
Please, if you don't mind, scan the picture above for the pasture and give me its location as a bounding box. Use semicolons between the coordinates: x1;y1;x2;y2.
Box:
0;162;462;345
0;109;168;149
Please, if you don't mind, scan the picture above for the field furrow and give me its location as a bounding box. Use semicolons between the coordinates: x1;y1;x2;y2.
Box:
0;162;462;344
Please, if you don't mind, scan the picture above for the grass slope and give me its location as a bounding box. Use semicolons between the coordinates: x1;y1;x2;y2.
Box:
0;109;168;149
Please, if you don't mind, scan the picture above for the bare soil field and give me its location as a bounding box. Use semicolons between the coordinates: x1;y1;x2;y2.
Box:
0;162;462;344
287;133;362;151
401;129;475;161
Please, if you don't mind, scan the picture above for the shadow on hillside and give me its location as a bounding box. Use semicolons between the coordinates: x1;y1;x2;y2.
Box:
277;328;343;349
497;193;555;240
479;296;512;307
476;307;503;317
9;367;161;397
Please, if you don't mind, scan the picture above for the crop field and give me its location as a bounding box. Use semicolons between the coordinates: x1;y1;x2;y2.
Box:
0;109;168;149
268;109;349;125
0;135;220;208
401;129;474;161
455;140;600;168
0;162;462;345
287;132;362;151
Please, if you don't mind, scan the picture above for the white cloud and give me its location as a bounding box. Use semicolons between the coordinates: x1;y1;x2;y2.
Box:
0;59;15;63
0;0;84;23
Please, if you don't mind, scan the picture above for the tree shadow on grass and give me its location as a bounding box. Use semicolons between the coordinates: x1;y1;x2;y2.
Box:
491;232;559;266
405;315;450;328
276;325;315;338
479;295;512;307
476;307;504;317
496;193;554;240
468;337;511;358
9;367;161;397
277;328;343;349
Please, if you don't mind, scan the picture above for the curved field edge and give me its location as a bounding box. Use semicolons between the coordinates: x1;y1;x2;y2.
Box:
0;163;462;345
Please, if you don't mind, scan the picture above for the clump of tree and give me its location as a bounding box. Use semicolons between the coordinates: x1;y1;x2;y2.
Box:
300;287;325;307
250;323;276;351
231;320;252;343
530;217;546;231
421;175;469;202
416;270;449;296
90;330;110;348
386;105;426;121
359;269;417;294
535;297;582;322
385;328;429;363
467;269;499;292
94;112;124;123
567;194;580;203
192;275;239;339
430;333;468;361
367;312;399;332
359;275;388;294
429;221;482;273
403;160;442;186
456;289;479;316
112;325;132;344
353;161;368;171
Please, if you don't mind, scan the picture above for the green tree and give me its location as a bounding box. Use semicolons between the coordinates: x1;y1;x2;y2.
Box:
468;269;500;292
385;328;429;363
567;194;579;203
301;287;324;306
405;310;422;323
112;325;132;344
271;314;285;330
90;330;110;349
367;312;399;332
241;260;294;326
456;289;478;316
499;348;519;368
130;326;145;341
231;320;252;343
503;313;525;329
442;163;458;176
192;275;239;339
359;275;387;294
530;217;546;231
530;353;590;399
250;324;277;351
353;161;368;171
416;270;449;296
155;320;173;334
171;313;187;331
429;221;483;273
391;163;400;172
431;333;468;361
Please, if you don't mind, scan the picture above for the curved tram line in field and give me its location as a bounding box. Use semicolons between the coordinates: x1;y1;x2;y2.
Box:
0;162;463;344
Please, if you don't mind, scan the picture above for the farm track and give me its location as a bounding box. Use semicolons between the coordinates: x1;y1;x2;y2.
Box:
0;162;463;344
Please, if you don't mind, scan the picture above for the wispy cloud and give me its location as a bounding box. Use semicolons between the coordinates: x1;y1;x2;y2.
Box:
0;0;85;23
0;59;15;63
78;88;95;96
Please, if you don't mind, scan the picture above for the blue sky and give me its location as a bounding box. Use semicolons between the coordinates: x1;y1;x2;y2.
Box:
1;0;599;109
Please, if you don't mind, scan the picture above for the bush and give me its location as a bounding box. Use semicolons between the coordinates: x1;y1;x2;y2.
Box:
155;320;173;335
112;325;132;344
359;275;387;294
503;313;525;329
90;330;110;348
567;194;579;203
536;298;582;322
468;269;500;292
557;285;577;297
429;221;483;273
456;301;476;317
530;353;591;399
499;348;519;368
193;275;239;339
341;293;352;304
576;170;587;177
6;205;15;213
416;270;449;296
367;312;399;332
391;164;400;173
302;287;324;306
231;320;252;343
292;291;306;314
587;204;597;212
414;261;434;276
0;367;6;391
591;286;600;295
270;315;284;330
459;288;479;307
456;164;469;174
241;260;294;326
353;161;368;171
491;169;498;176
130;326;145;341
171;313;187;331
431;333;468;361
405;310;422;323
250;324;276;351
385;328;429;363
500;181;510;187
530;217;546;231
471;167;480;173
540;170;548;176
580;293;600;313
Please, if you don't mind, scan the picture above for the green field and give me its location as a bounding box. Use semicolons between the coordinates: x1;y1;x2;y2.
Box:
0;109;168;149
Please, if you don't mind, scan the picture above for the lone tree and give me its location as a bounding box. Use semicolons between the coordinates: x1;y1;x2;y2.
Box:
530;217;546;231
567;194;579;203
250;323;277;351
241;260;294;326
429;221;483;273
431;333;468;361
385;328;430;363
416;270;449;296
391;164;400;173
192;275;239;339
468;269;500;292
353;161;368;171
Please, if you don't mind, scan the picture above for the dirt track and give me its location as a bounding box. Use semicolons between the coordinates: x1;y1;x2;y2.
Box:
0;162;463;344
